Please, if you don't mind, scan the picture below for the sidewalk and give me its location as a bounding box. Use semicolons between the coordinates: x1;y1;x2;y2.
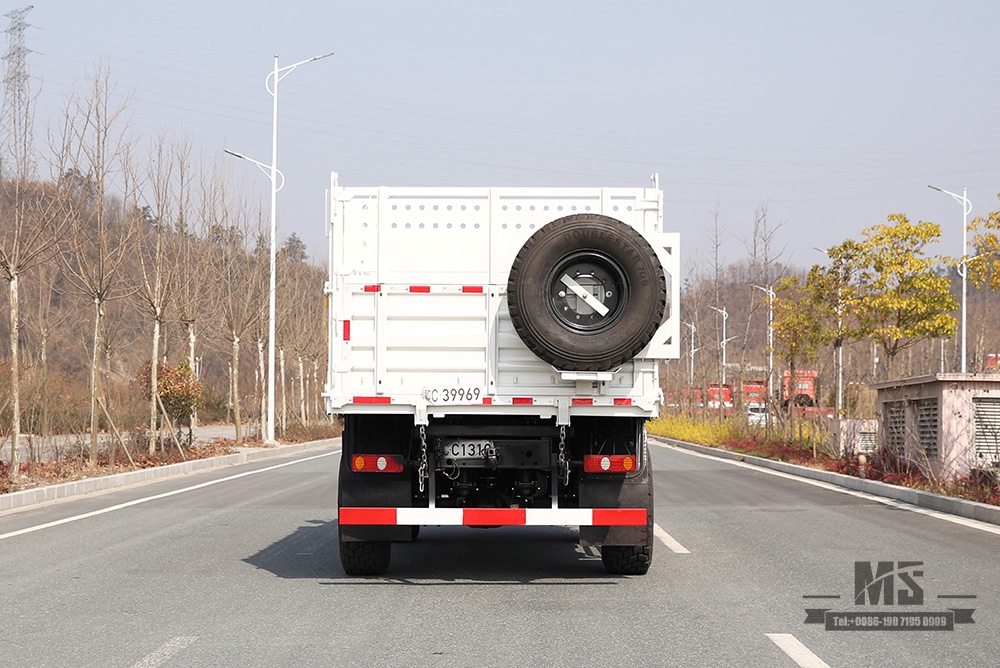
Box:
654;436;1000;528
1;436;341;512
0;423;246;462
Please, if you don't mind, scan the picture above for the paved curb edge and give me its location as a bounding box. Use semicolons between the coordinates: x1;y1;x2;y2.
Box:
652;436;1000;527
0;439;341;512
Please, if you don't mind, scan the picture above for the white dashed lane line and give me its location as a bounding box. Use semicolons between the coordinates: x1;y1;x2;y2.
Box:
766;633;832;668
130;636;198;668
654;522;690;553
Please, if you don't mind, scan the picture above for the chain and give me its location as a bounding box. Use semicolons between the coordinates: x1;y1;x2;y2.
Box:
417;425;429;493
557;425;569;487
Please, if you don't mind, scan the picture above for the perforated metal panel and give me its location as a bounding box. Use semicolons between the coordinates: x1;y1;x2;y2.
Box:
324;177;679;420
973;397;1000;466
884;401;905;454
916;398;939;458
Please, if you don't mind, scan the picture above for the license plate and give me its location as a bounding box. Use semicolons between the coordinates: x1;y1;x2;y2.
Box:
438;439;492;460
422;386;485;404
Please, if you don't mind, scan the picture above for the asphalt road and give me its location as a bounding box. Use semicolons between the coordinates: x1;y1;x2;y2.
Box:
1;439;997;667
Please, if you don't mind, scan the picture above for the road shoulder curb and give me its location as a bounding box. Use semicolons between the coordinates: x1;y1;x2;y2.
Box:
652;436;1000;527
0;439;341;512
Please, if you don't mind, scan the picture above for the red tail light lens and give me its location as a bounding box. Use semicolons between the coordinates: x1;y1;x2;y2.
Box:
351;454;404;473
583;454;637;473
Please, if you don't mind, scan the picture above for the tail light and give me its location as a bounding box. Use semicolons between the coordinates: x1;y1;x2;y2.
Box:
351;454;404;473
583;454;636;473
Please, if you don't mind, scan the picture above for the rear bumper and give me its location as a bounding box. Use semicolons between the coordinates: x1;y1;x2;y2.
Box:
338;506;647;527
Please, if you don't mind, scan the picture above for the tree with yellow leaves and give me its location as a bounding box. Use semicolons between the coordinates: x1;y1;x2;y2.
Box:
770;275;826;445
834;214;957;379
967;195;1000;290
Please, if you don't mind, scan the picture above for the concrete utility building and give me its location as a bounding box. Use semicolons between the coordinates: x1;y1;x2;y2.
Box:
871;374;1000;479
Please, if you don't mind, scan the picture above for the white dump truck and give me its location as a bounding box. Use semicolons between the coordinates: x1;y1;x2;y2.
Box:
324;174;679;575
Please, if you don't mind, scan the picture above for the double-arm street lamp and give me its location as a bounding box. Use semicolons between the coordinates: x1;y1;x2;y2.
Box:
710;306;737;385
752;284;775;405
226;51;333;444
927;185;972;374
683;321;701;385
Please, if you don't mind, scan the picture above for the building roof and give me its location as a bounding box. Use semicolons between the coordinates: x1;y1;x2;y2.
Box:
870;373;1000;391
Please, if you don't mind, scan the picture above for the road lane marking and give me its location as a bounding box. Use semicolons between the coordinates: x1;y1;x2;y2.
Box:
654;522;690;553
131;636;197;668
766;634;832;668
0;450;340;541
654;440;1000;537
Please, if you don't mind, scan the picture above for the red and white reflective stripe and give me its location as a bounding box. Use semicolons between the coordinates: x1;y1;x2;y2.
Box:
571;397;636;407
352;396;392;404
338;507;647;526
342;320;351;341
346;396;497;405
341;396;635;407
357;285;485;294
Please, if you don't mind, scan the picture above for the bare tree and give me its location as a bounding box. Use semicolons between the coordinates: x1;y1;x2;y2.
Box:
20;260;69;458
60;62;136;463
174;143;204;436
706;207;729;422
133;135;180;454
739;203;786;416
0;54;71;472
205;163;264;441
276;244;327;428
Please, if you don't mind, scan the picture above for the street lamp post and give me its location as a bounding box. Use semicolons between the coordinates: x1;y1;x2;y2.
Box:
928;184;972;374
226;51;333;444
812;249;847;416
683;321;700;384
709;306;736;384
752;284;775;404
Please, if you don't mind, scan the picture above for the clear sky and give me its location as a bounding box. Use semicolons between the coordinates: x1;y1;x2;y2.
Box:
15;0;1000;271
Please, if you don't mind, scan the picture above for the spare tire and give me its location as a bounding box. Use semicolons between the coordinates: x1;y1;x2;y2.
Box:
506;214;666;371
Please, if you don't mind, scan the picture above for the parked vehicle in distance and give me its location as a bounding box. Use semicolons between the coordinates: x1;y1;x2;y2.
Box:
742;379;768;425
707;382;734;415
783;369;818;407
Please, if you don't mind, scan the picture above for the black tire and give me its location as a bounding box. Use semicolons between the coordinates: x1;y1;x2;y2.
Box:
601;544;652;575
507;214;666;371
339;527;391;576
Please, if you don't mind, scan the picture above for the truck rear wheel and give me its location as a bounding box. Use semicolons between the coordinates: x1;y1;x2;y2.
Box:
339;527;391;576
506;214;666;371
601;544;652;575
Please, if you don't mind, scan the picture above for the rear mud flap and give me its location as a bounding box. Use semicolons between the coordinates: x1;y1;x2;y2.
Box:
578;467;653;547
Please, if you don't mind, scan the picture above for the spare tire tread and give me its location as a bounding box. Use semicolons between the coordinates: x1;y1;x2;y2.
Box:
507;214;666;371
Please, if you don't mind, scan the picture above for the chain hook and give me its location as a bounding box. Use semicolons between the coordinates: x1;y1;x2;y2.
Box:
417;425;429;493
